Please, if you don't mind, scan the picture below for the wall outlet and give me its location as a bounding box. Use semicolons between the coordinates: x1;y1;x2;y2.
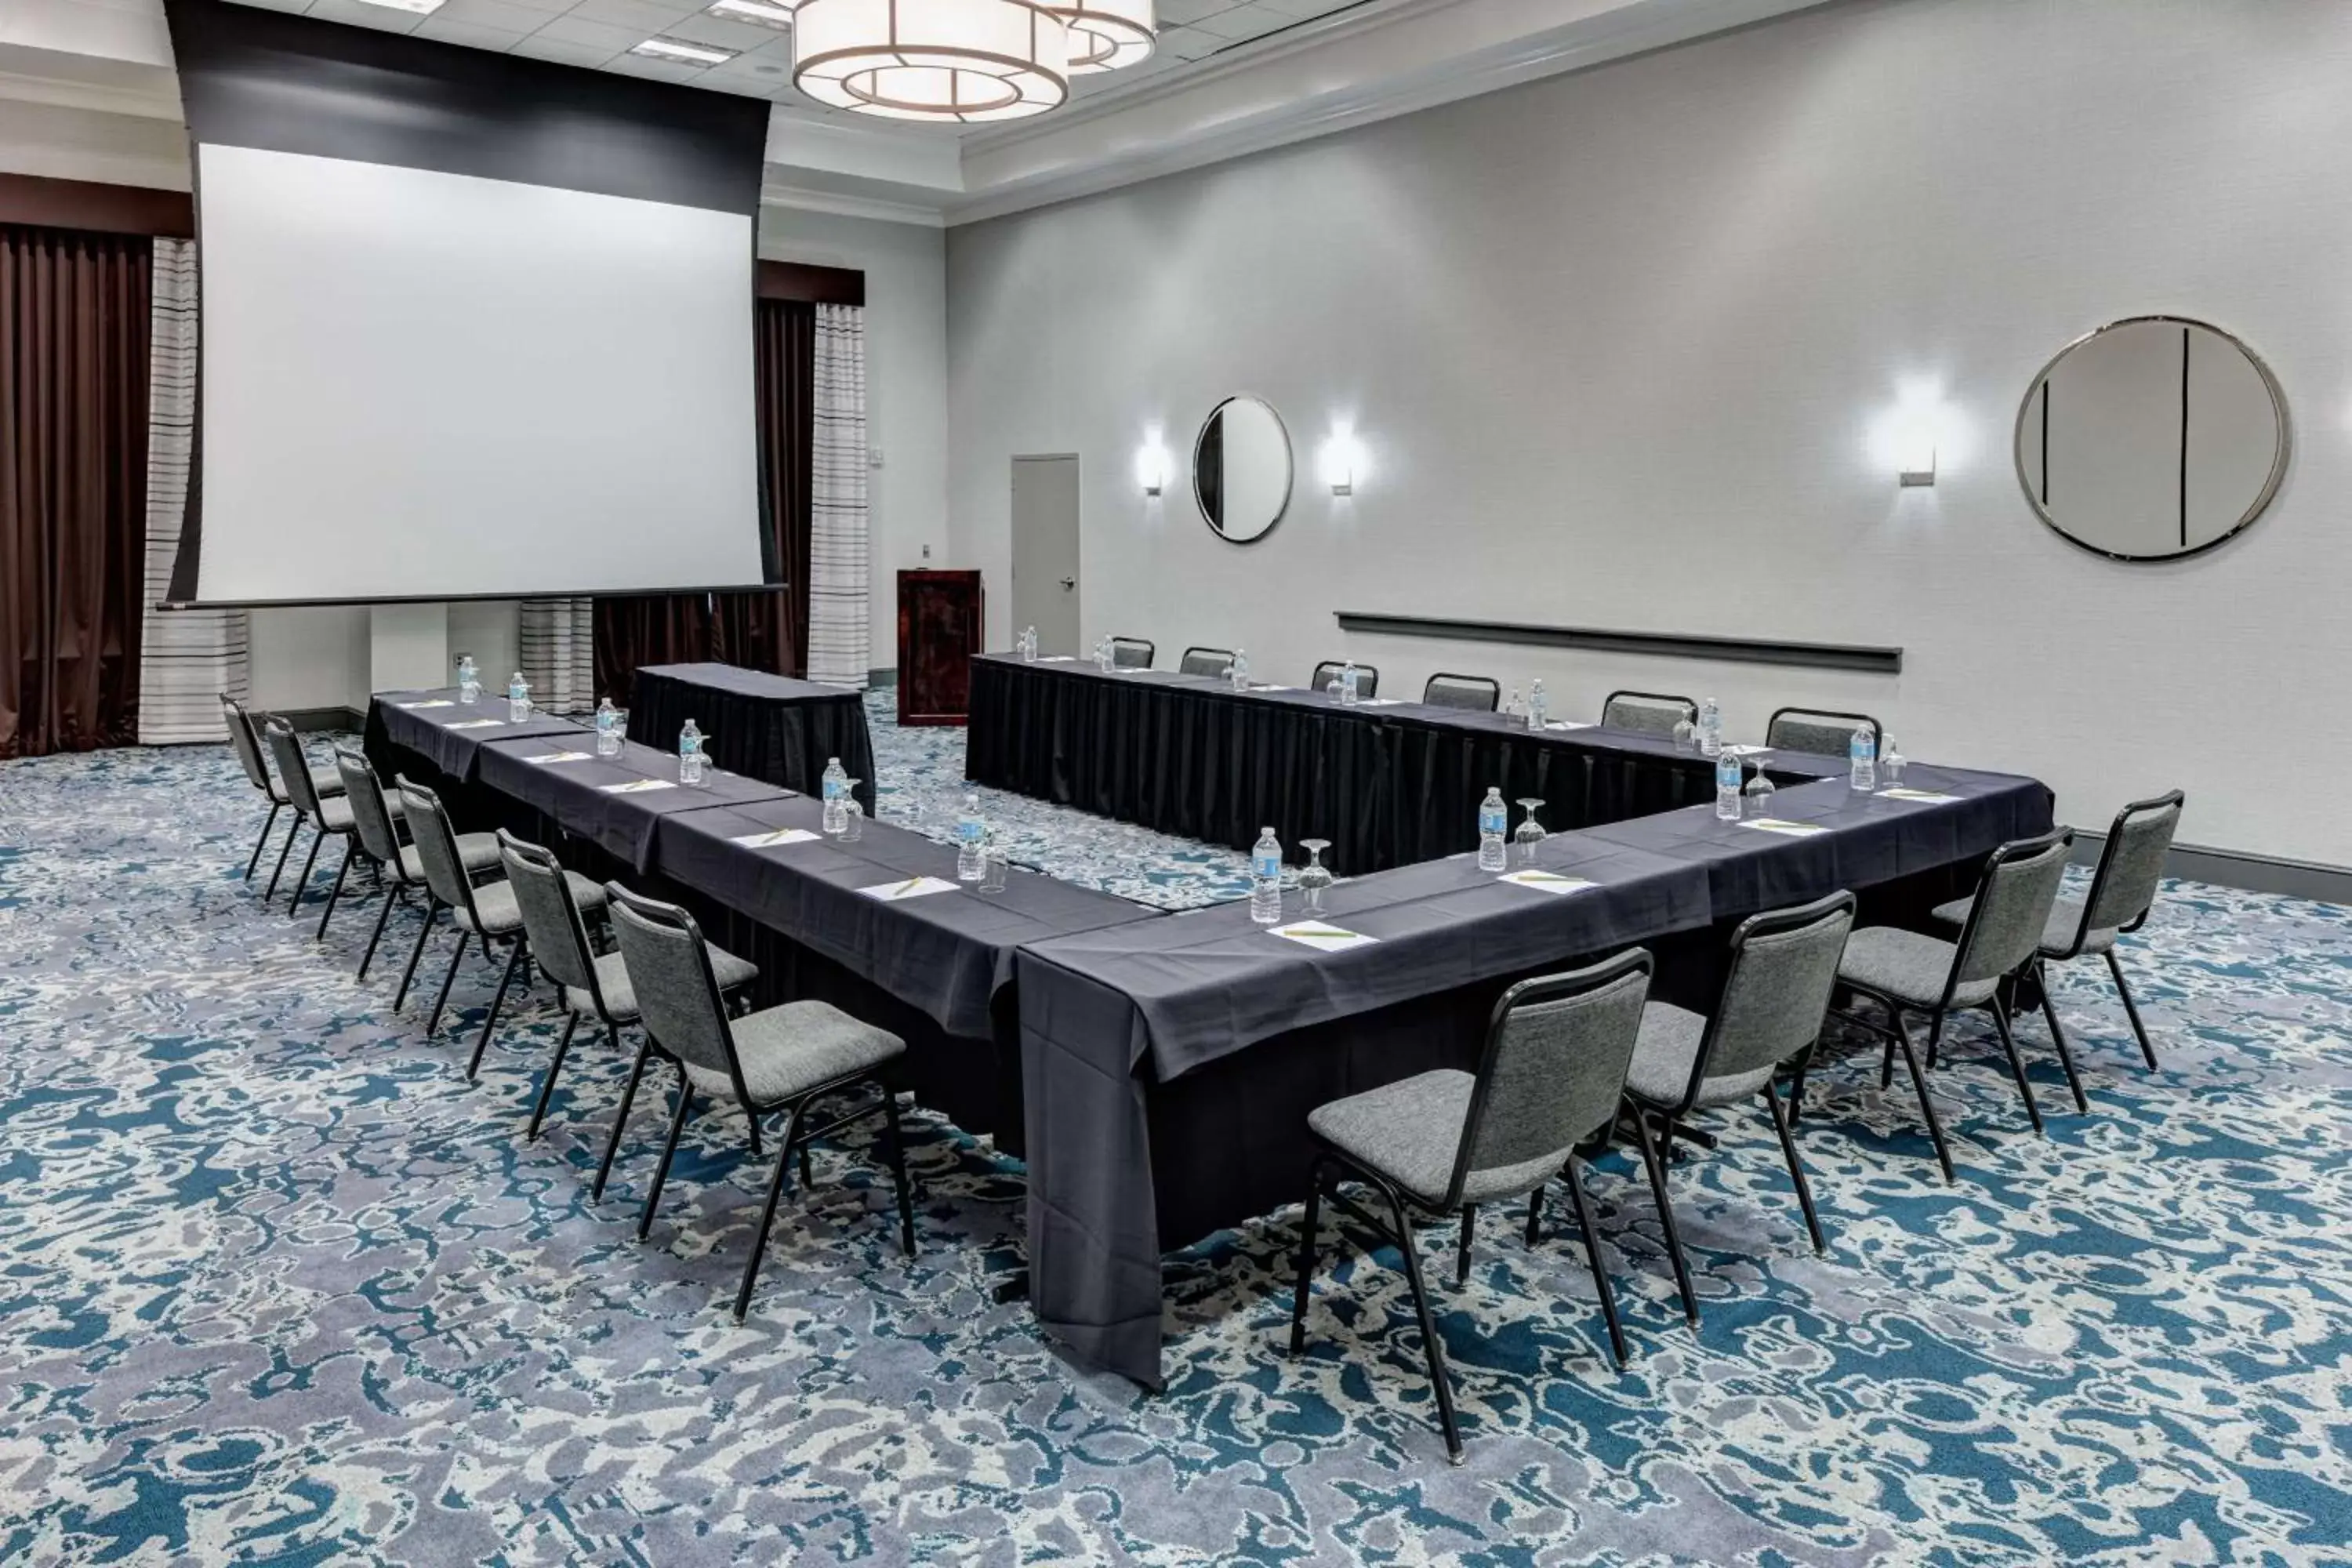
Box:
869;448;884;469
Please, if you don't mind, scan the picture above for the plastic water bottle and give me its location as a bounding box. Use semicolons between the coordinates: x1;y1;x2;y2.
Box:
1340;661;1360;706
1230;648;1251;691
1716;751;1743;820
821;756;848;834
1849;725;1878;792
1699;697;1722;757
677;719;705;786
1477;787;1508;871
507;673;532;723
456;655;480;704
1250;826;1284;924
1528;678;1548;731
956;790;986;880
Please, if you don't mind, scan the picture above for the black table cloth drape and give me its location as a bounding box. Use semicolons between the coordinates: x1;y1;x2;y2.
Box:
626;662;875;813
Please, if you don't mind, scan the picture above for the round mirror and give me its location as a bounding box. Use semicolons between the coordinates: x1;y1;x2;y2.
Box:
2016;315;2288;561
1194;395;1292;544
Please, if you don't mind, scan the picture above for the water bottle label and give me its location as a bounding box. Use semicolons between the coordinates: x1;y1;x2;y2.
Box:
960;819;982;844
1254;852;1281;879
1479;808;1506;836
823;779;842;800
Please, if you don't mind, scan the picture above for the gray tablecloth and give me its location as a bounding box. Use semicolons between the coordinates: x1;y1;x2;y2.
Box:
627;662;877;814
367;689;588;783
473;732;794;873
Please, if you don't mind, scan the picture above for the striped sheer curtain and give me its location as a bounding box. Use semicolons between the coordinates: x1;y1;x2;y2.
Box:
520;597;593;713
136;238;246;743
806;303;868;688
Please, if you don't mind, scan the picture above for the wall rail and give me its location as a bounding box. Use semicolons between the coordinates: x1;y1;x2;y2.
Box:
1332;612;1903;675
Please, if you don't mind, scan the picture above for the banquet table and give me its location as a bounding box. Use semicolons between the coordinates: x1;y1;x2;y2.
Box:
1015;762;2054;1387
627;662;876;815
365;690;589;785
964;653;1846;874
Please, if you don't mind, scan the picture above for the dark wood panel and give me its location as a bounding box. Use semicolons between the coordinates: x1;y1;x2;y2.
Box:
898;569;983;727
757;259;866;307
0;173;193;239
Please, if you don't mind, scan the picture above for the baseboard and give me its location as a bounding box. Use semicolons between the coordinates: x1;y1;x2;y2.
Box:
2071;830;2352;904
277;706;365;734
867;666;898;688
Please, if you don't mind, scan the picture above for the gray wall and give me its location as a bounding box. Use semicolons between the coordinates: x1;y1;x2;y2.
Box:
945;0;2352;866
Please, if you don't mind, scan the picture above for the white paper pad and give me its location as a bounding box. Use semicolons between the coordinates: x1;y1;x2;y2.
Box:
1719;744;1769;758
1354;698;1405;707
601;778;676;794
1878;787;1960;804
524;750;590;764
859;875;959;902
1544;720;1594;731
731;827;819;848
396;699;455;710
1270;921;1381;953
1740;818;1828;837
1248;684;1295;692
1034;655;1076;662
445;718;506;731
1498;869;1596;895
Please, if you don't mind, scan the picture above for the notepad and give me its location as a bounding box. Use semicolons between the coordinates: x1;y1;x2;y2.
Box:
601;778;676;794
1498;869;1596;895
524;750;590;764
731;827;819;848
1270;921;1380;953
1719;744;1769;758
446;718;506;731
396;699;455;710
1878;787;1960;804
859;875;959;902
1034;655;1076;662
1248;684;1295;692
1543;720;1595;731
1740;818;1828;837
1354;698;1404;707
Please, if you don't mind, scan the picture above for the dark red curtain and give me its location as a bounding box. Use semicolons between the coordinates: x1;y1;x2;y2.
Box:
0;223;151;759
595;296;813;706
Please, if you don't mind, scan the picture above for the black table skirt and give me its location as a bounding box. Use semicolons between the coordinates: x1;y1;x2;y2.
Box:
628;663;876;814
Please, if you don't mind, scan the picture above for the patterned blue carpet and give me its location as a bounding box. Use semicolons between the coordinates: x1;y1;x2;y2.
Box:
1;694;2347;1564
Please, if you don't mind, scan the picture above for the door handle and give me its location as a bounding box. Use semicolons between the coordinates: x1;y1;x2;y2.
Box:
1059;576;1076;590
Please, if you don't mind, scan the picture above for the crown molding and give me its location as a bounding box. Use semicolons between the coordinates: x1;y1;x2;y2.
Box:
759;179;946;229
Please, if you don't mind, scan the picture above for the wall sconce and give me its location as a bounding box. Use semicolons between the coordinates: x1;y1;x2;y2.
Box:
1319;432;1361;496
1135;444;1167;496
1897;433;1936;488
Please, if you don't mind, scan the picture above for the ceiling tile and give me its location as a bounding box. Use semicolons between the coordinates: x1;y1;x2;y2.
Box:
529;13;645;51
1187;3;1290;42
413;16;531;48
432;0;560;32
507;31;619;64
1152;24;1223;60
1153;0;1233;25
656;13;779;52
564;0;704;31
601;49;710;82
303;0;426;33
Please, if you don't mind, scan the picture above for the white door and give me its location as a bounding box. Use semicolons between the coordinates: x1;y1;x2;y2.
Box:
1011;455;1080;654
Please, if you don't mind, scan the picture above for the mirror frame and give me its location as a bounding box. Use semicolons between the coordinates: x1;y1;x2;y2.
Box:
2013;314;2291;564
1193;393;1294;546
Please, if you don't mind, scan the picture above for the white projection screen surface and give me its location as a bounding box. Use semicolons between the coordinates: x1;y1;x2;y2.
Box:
192;143;765;603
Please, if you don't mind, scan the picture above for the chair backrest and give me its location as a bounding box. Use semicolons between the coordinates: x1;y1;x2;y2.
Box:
220;695;272;793
333;748;405;869
498;829;601;999
1421;672;1501;713
1767;707;1882;757
2080;789;2184;938
1309;661;1380;700
604;884;746;1095
1685;892;1857;1098
1109;637;1155;669
1179;646;1235;678
395;776;486;913
1443;948;1653;1208
1949;827;2074;989
1602;690;1697;736
262;718;325;815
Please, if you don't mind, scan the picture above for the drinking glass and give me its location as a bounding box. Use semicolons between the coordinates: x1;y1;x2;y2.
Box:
841;789;865;842
1880;736;1907;788
980;842;1009;895
1513;799;1548;866
1671;718;1695;753
1298;839;1334;913
1743;750;1777;818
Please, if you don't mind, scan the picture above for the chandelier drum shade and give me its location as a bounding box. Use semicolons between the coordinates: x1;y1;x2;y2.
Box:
1051;0;1156;73
793;0;1073;124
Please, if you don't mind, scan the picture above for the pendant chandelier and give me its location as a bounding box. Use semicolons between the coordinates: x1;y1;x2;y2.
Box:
791;0;1156;125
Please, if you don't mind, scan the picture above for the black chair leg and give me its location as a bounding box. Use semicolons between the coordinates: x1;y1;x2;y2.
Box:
526;1013;579;1141
1376;1180;1462;1465
425;931;470;1039
263;813;302;901
314;840;354;941
393;904;438;1011
733;1105;804;1322
591;1030;651;1202
1454;1204;1476;1289
465;939;527;1080
1923;1008;1944;1073
1892;1013;1957;1183
1628;1107;1698;1328
1987;997;2045;1135
1523;1181;1543;1245
1289;1157;1327;1356
2106;949;2159;1070
880;1084;917;1258
286;825;325;915
2033;959;2090;1113
1762;1081;1828;1254
358;887;401;982
1788;1043;1816;1124
245;803;282;880
1561;1156;1629;1371
637;1070;695;1241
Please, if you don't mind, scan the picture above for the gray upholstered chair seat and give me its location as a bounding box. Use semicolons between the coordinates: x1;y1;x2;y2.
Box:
1930;894;2117;957
1624;1002;1779;1109
458;872;608;935
568;946;755;1023
1837;927;1996;1009
269;764;351;806
682;1000;904;1105
395;833;499;882
1307;1069;1564;1207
